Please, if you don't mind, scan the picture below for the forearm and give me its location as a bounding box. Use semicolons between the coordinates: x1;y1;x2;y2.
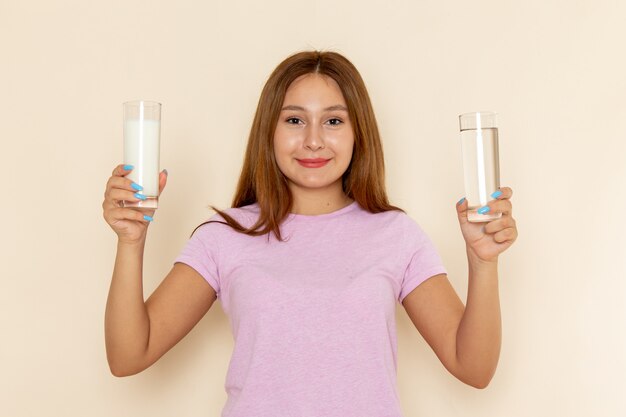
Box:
455;249;502;388
104;239;151;376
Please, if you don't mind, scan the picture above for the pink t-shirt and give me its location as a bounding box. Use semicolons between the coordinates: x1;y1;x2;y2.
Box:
175;201;447;417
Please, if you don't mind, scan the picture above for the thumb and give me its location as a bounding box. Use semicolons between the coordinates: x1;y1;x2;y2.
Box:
158;169;168;195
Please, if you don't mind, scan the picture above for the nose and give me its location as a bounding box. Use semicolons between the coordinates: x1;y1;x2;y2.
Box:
303;124;325;151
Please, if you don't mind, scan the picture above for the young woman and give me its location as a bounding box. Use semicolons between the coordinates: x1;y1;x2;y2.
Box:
103;51;518;417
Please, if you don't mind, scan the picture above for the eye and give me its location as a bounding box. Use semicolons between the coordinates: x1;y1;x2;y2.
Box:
286;117;303;125
326;118;343;126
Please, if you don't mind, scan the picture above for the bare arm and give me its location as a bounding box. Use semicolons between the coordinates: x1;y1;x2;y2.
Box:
102;164;217;377
402;187;517;388
105;256;217;377
402;260;500;388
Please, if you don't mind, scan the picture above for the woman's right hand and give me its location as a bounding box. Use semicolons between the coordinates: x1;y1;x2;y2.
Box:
102;164;168;244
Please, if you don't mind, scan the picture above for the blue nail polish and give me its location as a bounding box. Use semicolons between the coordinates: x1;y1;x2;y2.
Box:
131;182;143;191
144;215;153;222
478;206;491;214
491;190;503;199
123;164;134;170
457;197;466;205
134;193;147;200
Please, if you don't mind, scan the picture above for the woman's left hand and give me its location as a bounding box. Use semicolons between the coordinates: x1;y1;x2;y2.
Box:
456;187;518;263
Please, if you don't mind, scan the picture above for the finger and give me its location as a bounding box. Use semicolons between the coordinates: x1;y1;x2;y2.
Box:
104;177;145;207
456;197;469;224
483;199;513;217
492;186;513;200
112;164;134;177
105;207;153;224
484;216;516;234
106;175;143;194
493;227;517;244
106;188;148;207
140;207;156;218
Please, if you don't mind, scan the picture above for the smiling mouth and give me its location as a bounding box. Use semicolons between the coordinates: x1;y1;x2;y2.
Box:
296;158;330;168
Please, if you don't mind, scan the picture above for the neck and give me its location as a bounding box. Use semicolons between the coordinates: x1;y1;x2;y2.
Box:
289;189;353;216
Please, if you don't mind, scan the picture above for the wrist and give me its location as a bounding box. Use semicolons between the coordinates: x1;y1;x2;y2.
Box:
466;247;498;269
117;237;146;250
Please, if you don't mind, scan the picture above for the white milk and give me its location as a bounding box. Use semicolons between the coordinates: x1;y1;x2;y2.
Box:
124;119;160;198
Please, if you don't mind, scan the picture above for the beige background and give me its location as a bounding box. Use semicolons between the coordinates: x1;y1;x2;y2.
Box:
1;0;625;416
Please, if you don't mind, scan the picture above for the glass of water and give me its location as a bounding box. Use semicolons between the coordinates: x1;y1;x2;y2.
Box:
122;100;161;209
459;111;501;223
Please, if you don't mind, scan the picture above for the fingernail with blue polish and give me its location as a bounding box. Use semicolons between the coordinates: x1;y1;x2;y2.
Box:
144;215;153;222
131;182;143;191
134;193;147;200
478;206;491;215
457;197;466;205
491;190;503;199
123;164;134;170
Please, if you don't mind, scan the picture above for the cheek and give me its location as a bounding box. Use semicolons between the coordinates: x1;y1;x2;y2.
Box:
273;135;294;174
333;134;355;161
274;128;300;153
273;130;287;155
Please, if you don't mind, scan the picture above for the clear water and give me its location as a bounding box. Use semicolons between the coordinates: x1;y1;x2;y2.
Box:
460;127;501;222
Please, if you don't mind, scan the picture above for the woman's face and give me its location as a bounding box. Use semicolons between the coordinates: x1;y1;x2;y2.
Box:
273;73;355;198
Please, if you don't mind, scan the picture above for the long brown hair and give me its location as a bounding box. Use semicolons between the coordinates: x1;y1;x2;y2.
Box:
192;50;403;241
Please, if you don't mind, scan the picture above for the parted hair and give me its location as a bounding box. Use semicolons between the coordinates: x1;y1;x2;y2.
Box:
192;50;403;241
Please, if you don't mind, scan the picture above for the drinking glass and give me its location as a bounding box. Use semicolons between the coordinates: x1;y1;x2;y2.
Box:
122;100;161;209
459;111;501;222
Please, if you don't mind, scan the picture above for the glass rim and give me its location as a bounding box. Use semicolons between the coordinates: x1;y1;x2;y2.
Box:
459;111;497;119
123;100;162;107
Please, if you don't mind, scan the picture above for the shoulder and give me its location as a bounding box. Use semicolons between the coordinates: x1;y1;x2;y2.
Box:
192;203;260;238
357;205;421;230
363;206;432;245
219;202;259;223
347;204;430;242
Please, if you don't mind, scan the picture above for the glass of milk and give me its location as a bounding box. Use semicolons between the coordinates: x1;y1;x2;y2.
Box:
459;111;502;223
122;100;161;209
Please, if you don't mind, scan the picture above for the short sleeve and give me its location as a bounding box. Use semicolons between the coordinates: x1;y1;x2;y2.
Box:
174;222;221;297
398;218;447;303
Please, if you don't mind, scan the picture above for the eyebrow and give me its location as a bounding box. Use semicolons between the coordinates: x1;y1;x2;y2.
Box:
280;104;348;112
